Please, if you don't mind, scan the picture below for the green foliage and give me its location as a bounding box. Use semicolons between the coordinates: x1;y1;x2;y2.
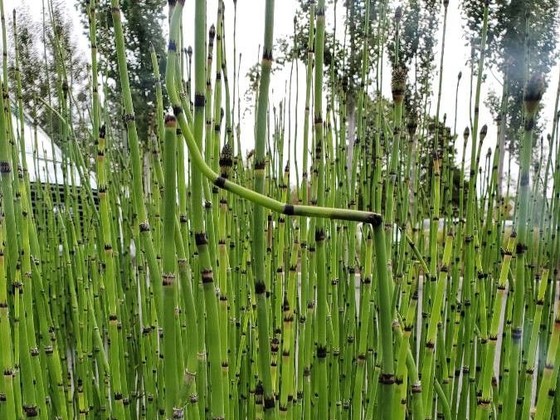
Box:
387;1;440;114
9;3;89;146
275;0;460;200
278;0;381;97
9;9;47;120
462;0;559;156
76;0;167;144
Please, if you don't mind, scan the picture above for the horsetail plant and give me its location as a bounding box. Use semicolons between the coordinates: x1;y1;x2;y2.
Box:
1;0;560;419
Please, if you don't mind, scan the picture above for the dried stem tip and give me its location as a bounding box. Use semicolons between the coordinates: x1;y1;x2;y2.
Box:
391;65;407;104
524;73;545;115
219;143;234;170
395;6;402;23
480;124;488;139
165;115;177;127
407;114;418;136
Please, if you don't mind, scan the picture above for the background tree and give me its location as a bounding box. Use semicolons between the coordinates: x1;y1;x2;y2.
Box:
76;0;167;145
276;0;382;173
462;0;559;195
9;7;46;122
388;0;440;111
9;2;90;148
274;0;463;212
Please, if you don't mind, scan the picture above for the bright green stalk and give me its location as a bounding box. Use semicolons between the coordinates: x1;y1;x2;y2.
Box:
248;0;277;415
275;163;291;414
96;117;127;420
421;232;453;413
279;232;297;416
147;49;166;417
151;44;165;159
59;217;87;418
0;215;16;420
352;230;373;417
459;2;490;416
448;128;469;407
162;116;180;417
173;214;200;419
0;83;17;282
394;269;424;420
477;233;516;418
327;122;342;420
12;272;23;418
304;220;316;419
520;269;549;419
534;295;560;418
372;225;396;420
312;0;330;418
213;2;224;174
213;16;232;415
296;5;314;417
110;1;166;416
202;21;218;266
85;4;104;412
18;171;48;419
217;149;232;419
205;23;215;166
202;18;230;415
176;1;226;418
173;126;200;416
0;83;32;418
505;73;544;420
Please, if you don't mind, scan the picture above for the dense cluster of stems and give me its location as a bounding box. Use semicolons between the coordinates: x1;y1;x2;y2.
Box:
0;1;559;419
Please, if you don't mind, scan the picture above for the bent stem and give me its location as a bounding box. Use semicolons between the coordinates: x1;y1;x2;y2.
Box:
166;1;400;417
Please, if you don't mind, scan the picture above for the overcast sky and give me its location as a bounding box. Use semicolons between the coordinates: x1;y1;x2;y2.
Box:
7;0;560;186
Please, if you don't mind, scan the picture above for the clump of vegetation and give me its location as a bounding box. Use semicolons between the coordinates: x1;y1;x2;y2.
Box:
0;0;559;419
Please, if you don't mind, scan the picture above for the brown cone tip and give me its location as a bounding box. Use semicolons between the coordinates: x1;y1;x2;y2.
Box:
391;66;407;102
220;143;233;165
524;73;545;114
165;115;177;127
480;124;488;138
395;6;402;23
407;114;418;136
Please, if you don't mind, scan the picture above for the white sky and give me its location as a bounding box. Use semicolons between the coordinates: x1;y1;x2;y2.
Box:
7;0;560;188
